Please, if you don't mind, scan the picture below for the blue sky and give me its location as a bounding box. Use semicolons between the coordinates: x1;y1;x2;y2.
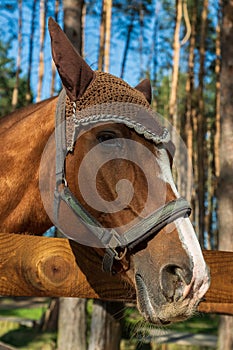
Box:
0;0;218;102
0;0;157;101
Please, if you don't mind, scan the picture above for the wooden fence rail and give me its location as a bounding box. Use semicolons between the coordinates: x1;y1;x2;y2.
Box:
0;233;232;315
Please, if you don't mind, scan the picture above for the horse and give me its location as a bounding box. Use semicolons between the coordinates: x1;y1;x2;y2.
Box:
0;18;210;325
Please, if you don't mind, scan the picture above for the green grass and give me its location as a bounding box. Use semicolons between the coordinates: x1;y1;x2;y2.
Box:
168;314;219;335
0;301;56;349
0;301;219;349
0;326;56;350
0;307;46;320
122;306;219;343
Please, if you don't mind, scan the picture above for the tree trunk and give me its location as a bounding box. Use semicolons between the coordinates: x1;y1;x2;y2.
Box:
204;125;214;250
88;300;122;350
150;2;160;110
185;1;197;204
63;0;84;54
81;2;86;58
11;0;22;110
104;0;112;72
26;0;37;102
203;0;221;249
50;0;60;97
40;298;59;332
217;1;233;349
139;4;144;80
57;298;87;350
196;0;208;247
98;0;106;71
56;4;87;349
92;3;123;346
214;8;221;180
169;0;182;121
213;3;221;250
169;0;182;192
98;0;112;72
36;0;46;102
120;12;135;79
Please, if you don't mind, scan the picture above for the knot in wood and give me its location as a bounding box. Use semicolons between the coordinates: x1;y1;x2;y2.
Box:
38;255;71;287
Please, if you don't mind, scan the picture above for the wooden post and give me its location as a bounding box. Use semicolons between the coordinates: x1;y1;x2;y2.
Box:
0;233;131;300
0;233;232;315
198;250;233;315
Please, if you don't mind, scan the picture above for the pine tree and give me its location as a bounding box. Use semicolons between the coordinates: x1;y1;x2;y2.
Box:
56;2;88;350
0;41;32;117
217;0;233;348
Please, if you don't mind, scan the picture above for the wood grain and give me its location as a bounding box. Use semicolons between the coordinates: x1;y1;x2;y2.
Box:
198;250;233;315
0;233;134;301
0;233;232;314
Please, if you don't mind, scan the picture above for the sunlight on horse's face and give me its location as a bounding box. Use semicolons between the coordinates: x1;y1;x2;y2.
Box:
66;123;170;227
65;122;210;325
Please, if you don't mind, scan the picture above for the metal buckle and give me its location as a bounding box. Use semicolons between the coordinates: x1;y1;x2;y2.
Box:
113;247;128;261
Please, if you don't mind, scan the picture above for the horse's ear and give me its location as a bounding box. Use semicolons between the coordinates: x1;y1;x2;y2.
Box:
135;79;152;104
48;17;95;101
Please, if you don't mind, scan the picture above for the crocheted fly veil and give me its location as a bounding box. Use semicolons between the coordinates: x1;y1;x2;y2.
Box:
64;71;170;152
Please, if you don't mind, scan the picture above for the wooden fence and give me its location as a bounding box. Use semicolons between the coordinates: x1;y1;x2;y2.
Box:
0;233;232;315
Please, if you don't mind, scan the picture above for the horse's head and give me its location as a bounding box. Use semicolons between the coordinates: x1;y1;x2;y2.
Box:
48;18;210;325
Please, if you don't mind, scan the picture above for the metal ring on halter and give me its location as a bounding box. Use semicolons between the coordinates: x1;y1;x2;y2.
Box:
113;247;128;261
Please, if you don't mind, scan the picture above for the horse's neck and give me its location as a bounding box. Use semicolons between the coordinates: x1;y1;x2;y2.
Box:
0;97;57;234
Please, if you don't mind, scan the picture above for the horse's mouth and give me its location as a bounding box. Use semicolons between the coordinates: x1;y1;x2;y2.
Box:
135;273;201;325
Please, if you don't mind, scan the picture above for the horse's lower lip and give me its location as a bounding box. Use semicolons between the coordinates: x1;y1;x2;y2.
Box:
135;274;171;325
135;273;166;324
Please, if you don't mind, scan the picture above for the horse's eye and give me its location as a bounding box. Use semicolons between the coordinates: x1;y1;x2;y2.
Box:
96;131;120;147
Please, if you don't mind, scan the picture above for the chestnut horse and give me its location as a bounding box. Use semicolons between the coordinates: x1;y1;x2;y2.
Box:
0;19;210;325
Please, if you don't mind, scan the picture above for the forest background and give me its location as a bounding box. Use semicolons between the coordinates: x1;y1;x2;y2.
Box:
0;0;232;350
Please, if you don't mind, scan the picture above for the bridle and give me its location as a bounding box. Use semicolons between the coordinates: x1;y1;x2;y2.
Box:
54;89;191;274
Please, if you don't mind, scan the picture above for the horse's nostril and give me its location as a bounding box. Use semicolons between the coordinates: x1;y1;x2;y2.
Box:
173;266;193;285
160;264;193;302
